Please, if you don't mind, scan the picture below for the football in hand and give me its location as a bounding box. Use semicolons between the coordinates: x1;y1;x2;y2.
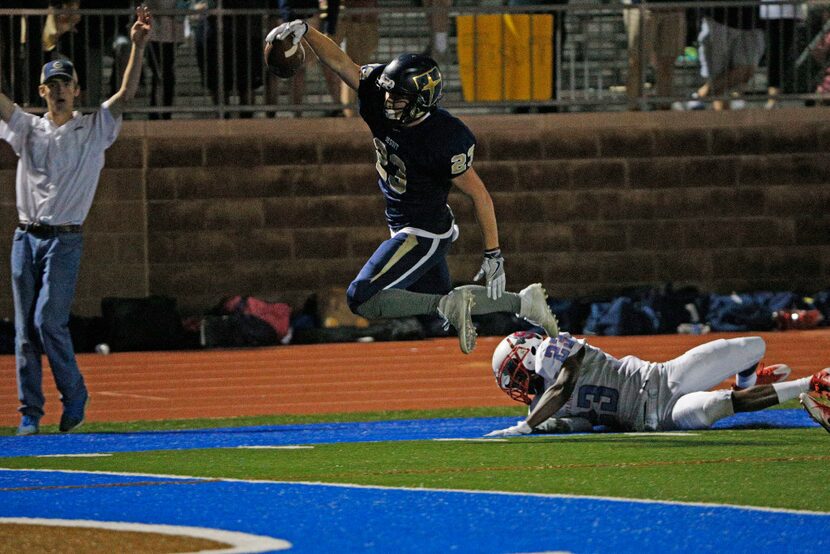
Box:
264;35;305;79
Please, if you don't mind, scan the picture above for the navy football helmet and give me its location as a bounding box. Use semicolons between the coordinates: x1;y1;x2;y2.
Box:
377;53;443;125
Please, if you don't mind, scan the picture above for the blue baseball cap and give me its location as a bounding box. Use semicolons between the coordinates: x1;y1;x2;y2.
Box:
40;59;77;84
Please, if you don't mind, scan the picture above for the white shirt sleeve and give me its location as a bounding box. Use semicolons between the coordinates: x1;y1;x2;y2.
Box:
93;101;123;149
0;106;37;156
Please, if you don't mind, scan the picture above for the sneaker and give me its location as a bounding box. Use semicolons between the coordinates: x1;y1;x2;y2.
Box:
59;389;89;433
799;393;830;434
518;283;560;337
732;363;791;390
17;415;40;436
437;288;476;354
728;98;747;110
676;93;705;111
810;368;830;398
756;363;792;385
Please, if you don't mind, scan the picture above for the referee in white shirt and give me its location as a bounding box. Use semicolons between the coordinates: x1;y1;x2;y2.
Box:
0;6;152;436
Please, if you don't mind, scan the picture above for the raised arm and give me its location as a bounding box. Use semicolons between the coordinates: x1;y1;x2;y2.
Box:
270;21;361;90
107;6;152;118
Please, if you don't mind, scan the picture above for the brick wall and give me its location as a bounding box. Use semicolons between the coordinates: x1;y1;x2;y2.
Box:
0;109;828;318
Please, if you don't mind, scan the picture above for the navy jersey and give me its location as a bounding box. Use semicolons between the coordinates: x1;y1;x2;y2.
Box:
358;64;476;234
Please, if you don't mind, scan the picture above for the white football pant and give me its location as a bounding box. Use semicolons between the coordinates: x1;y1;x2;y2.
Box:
665;337;766;430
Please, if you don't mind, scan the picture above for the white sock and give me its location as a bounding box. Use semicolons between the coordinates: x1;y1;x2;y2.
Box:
773;377;811;403
735;371;757;389
433;32;448;54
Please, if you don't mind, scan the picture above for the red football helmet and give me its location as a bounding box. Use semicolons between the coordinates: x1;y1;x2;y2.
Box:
492;331;545;405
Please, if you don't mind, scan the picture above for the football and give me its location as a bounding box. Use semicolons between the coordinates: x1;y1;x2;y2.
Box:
264;35;305;79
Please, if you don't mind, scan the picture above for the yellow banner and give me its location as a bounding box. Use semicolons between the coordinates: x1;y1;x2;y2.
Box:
456;14;554;102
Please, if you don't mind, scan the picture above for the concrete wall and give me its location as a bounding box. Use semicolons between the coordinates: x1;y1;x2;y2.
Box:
1;108;828;318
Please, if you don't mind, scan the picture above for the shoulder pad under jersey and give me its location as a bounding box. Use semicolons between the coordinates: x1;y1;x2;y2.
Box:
535;333;584;383
360;64;383;81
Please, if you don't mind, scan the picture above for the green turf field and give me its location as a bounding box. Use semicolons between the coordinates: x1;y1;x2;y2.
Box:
2;405;828;513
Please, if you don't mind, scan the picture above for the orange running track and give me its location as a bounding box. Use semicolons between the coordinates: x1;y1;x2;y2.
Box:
1;330;828;427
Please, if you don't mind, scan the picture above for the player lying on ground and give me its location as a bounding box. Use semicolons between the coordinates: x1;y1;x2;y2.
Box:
266;21;559;354
485;331;830;436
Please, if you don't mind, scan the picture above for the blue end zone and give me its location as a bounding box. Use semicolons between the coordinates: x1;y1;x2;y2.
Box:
1;469;829;553
0;409;821;458
1;410;827;552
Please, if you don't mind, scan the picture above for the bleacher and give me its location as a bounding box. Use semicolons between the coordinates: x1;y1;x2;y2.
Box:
7;1;821;118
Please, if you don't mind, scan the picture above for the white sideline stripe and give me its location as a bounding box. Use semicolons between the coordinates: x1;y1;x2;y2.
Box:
235;445;313;450
2;467;828;517
433;438;508;442
35;454;113;458
97;391;169;401
0;517;291;553
622;432;700;437
434;433;699;441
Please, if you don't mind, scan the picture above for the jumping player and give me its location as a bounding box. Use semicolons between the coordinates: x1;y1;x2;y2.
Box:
485;331;830;436
267;21;560;354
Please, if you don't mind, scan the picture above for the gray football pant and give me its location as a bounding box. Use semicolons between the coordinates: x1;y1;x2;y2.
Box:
354;285;521;319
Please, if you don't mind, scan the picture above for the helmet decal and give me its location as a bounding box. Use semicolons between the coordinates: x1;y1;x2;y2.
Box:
378;73;395;91
411;68;442;105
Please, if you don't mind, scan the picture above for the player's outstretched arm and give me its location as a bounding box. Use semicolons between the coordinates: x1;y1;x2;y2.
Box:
525;353;582;428
274;22;360;90
108;5;151;118
534;416;594;434
485;352;584;437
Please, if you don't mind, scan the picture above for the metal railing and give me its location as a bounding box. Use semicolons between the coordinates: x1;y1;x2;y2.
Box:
2;1;829;118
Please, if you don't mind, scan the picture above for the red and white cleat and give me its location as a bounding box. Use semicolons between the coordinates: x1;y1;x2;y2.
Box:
809;368;830;398
799;393;830;435
733;363;792;390
755;364;792;386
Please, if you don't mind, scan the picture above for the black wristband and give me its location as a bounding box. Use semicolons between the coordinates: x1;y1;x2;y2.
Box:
484;248;501;259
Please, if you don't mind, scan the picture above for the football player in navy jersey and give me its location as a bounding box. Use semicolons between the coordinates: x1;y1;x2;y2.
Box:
267;20;560;354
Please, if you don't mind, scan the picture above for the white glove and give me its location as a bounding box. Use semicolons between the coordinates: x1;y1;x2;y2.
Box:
473;248;506;300
266;19;308;45
484;420;532;437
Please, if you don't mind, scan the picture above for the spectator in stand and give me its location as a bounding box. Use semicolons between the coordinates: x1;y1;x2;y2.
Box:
49;1;132;107
145;0;186;119
267;0;343;116
422;0;451;64
623;0;686;110
190;0;264;118
189;0;216;100
687;0;765;110
1;2;50;106
804;6;830;102
333;0;379;117
45;0;108;107
760;0;806;108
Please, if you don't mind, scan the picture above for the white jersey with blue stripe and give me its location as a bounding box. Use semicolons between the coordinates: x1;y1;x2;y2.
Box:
530;333;655;430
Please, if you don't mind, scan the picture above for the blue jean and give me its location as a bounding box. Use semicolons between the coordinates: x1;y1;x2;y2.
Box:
11;229;86;418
